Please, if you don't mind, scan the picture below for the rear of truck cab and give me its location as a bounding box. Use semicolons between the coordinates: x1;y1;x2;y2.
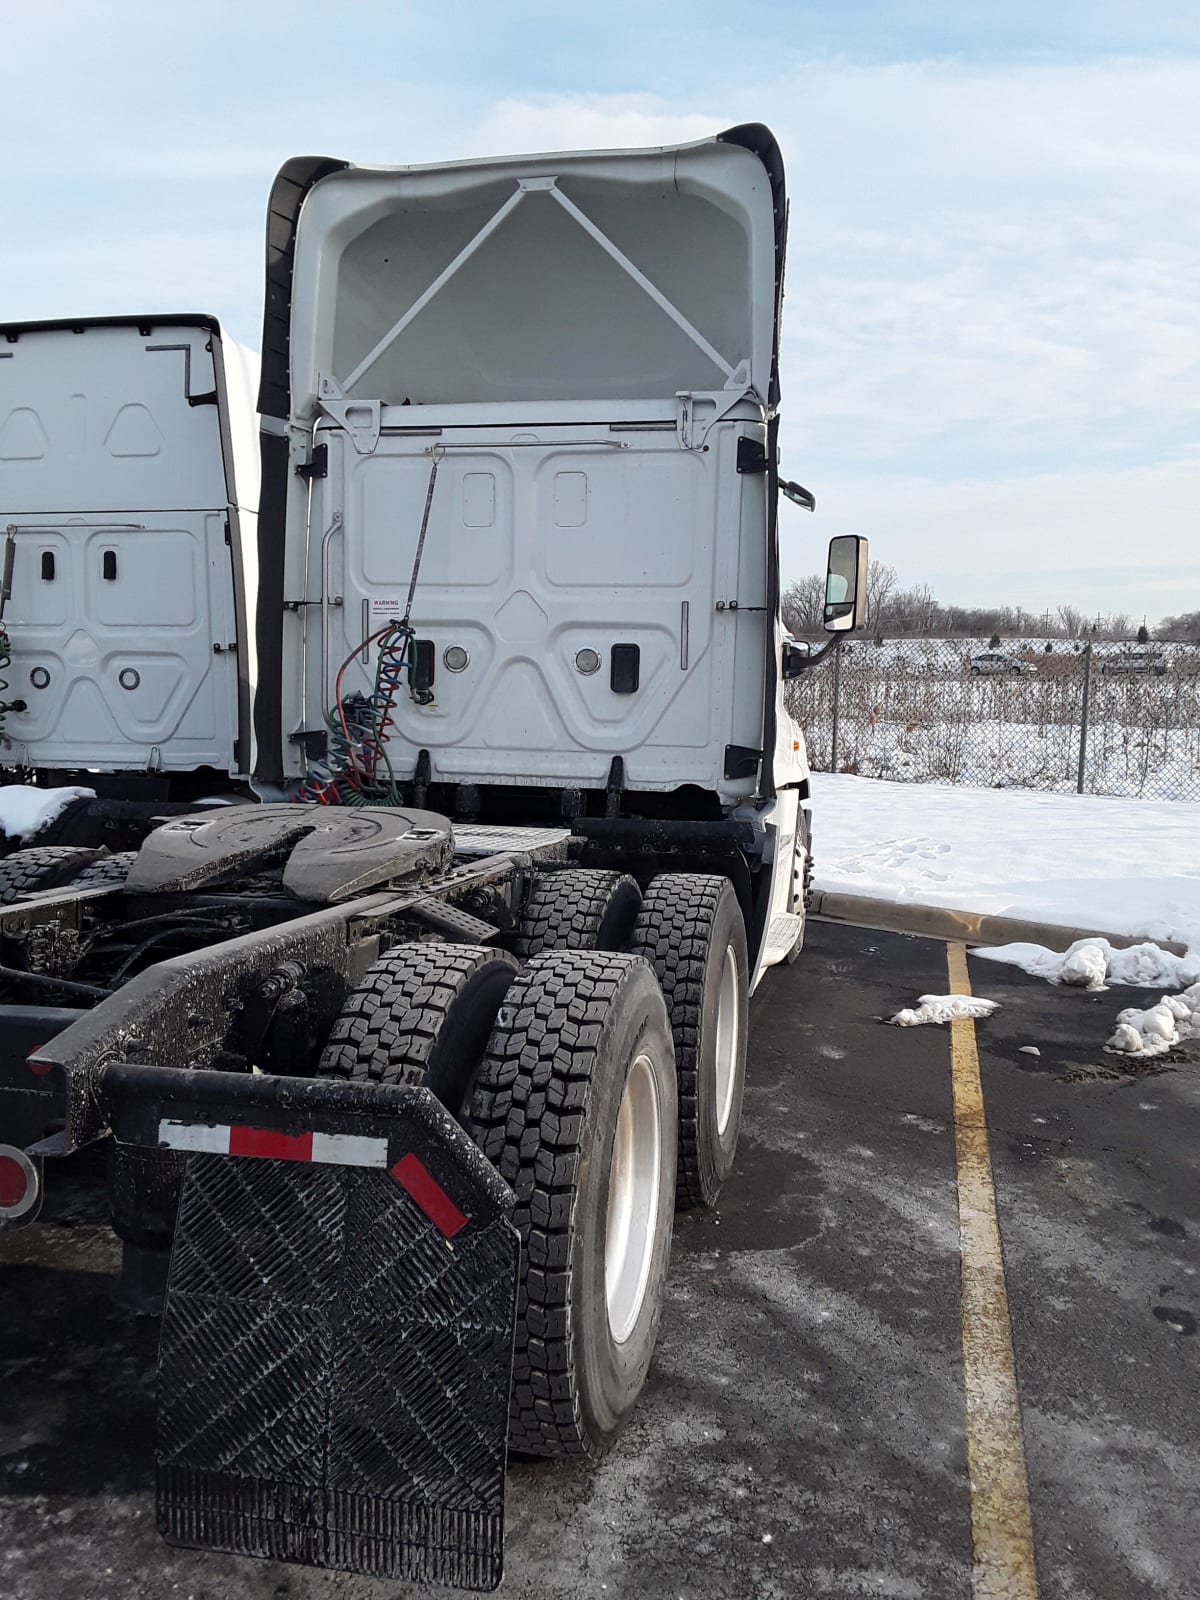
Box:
253;128;821;981
0;315;259;794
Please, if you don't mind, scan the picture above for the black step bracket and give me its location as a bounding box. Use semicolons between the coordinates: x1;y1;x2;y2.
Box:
149;1078;519;1589
724;744;762;780
297;443;328;480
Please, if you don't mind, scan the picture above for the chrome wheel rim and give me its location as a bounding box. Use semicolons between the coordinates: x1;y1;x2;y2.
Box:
605;1052;661;1345
714;943;741;1138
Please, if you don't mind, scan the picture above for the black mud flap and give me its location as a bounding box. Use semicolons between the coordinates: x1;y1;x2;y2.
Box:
155;1116;518;1590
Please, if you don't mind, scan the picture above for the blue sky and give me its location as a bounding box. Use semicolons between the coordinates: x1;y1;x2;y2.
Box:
3;1;1198;625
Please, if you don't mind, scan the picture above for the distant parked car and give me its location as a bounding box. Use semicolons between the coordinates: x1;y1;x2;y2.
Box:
969;652;1035;677
1100;650;1168;677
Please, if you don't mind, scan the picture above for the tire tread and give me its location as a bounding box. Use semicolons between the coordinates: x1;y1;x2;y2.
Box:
513;869;640;959
0;845;98;903
319;943;515;1090
631;873;738;1210
467;950;655;1457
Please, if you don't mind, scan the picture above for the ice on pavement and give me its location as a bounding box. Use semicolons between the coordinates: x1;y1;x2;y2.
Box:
888;994;999;1027
0;784;94;843
1106;983;1200;1058
813;775;1200;958
974;937;1199;993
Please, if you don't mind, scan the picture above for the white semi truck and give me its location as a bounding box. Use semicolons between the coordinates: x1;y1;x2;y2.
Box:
0;315;259;880
0;126;865;1590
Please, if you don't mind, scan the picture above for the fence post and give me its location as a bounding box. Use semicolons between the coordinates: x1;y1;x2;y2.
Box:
1076;635;1093;793
831;643;842;773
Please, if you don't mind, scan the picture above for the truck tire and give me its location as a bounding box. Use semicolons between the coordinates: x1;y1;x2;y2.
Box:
319;942;518;1117
71;850;137;889
0;845;98;903
466;951;677;1459
631;874;749;1211
513;868;642;959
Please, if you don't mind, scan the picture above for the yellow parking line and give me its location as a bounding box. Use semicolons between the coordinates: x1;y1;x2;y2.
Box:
946;941;1040;1600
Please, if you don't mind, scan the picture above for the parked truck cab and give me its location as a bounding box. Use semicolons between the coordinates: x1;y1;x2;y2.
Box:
0;128;865;1591
256;126;860;986
0;315;259;869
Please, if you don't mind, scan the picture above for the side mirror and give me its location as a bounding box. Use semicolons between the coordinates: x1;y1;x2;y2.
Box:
781;480;816;512
823;535;869;632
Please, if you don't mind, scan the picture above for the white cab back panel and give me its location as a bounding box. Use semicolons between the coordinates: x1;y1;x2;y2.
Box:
307;415;768;797
0;322;251;774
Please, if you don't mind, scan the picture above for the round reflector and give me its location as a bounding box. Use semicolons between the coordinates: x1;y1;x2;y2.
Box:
0;1145;40;1222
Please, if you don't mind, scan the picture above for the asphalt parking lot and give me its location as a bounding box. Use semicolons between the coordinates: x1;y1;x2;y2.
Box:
1;920;1197;1600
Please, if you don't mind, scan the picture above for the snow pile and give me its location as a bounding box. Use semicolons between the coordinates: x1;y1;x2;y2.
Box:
1107;984;1200;1058
0;784;94;843
889;994;999;1027
975;937;1199;993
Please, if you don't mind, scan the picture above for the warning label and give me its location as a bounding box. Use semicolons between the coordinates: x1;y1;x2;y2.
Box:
367;596;407;627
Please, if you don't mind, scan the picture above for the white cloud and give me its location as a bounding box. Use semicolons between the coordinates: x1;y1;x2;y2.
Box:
471;94;720;155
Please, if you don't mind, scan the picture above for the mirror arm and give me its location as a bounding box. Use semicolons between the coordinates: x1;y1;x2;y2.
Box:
789;634;843;673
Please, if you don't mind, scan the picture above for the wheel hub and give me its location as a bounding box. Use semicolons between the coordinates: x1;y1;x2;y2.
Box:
714;943;741;1138
605;1051;662;1345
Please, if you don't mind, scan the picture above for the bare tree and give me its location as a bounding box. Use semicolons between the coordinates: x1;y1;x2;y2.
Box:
1157;610;1200;642
1056;604;1085;639
782;574;825;636
864;561;898;632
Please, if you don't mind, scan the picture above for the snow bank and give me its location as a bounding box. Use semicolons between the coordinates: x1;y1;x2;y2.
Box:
0;784;94;844
974;937;1200;993
888;994;999;1027
1107;983;1200;1058
812;774;1200;956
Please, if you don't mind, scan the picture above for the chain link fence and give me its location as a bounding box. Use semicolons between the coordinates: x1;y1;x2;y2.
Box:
785;637;1200;802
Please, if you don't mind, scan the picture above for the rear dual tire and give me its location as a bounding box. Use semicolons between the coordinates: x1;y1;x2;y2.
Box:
318;942;518;1118
631;874;749;1211
513;868;642;959
467;952;677;1458
320;941;679;1461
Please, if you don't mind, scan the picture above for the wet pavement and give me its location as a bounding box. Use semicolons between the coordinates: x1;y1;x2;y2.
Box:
1;921;1197;1599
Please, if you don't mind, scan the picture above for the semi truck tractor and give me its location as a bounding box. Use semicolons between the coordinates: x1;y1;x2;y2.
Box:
0;314;260;883
0;125;866;1590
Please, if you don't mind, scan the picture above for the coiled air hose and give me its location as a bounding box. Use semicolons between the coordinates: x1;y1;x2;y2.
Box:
295;455;440;806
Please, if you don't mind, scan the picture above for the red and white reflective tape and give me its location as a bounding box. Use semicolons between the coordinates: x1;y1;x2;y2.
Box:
156;1120;468;1239
159;1119;388;1168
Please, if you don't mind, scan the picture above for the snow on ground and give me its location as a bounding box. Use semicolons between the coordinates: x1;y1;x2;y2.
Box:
812;774;1200;955
1106;984;1200;1058
888;994;1000;1028
973;937;1199;992
0;785;94;843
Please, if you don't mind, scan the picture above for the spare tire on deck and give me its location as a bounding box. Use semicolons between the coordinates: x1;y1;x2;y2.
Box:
0;846;100;903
